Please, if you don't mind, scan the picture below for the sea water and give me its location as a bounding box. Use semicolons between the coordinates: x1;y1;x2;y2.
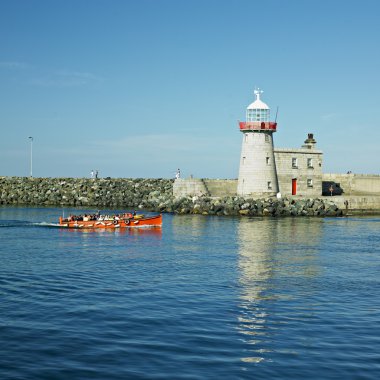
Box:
0;206;379;379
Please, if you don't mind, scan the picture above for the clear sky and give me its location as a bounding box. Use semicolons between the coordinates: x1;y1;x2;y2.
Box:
1;0;379;179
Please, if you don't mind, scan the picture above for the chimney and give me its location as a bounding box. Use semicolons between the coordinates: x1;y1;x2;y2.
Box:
302;133;316;149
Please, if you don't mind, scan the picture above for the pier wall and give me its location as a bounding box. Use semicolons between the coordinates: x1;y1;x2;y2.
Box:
321;195;380;214
323;173;380;195
173;175;380;212
173;178;237;198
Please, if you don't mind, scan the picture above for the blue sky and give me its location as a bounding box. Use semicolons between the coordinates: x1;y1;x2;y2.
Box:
1;0;379;179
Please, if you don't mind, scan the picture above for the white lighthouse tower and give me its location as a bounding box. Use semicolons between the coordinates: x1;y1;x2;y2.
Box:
237;89;279;197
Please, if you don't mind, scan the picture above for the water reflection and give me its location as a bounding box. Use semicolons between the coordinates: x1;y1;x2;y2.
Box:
59;226;162;238
170;214;217;256
236;218;324;363
56;225;162;252
171;214;210;238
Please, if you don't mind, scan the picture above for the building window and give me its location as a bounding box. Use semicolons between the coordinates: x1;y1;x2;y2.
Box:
307;158;313;168
307;179;313;188
266;157;270;165
292;157;298;168
268;181;272;190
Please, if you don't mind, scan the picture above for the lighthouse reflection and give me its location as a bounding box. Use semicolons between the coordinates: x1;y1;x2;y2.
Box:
236;217;323;363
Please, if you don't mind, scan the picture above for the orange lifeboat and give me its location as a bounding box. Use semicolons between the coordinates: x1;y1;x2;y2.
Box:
59;213;162;229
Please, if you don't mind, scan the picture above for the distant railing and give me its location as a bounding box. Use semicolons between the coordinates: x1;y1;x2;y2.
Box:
239;121;277;131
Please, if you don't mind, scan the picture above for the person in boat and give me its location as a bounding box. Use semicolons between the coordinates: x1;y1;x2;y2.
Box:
133;210;137;216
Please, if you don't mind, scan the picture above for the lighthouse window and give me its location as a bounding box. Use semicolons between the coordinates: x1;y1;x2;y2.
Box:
245;134;248;143
265;134;269;142
267;181;272;190
266;157;270;165
246;108;269;122
307;158;313;168
307;179;313;188
243;157;246;165
292;157;298;168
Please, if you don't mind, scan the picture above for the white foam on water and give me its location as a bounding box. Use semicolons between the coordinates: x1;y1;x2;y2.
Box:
32;222;62;228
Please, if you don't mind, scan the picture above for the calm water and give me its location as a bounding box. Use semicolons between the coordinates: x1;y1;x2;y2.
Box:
0;206;379;379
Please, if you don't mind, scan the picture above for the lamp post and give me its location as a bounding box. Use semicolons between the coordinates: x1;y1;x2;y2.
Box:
28;136;33;177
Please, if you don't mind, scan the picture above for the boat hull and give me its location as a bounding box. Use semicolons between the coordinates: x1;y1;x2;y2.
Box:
59;214;162;229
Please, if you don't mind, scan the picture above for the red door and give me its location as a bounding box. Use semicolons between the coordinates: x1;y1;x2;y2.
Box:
292;178;297;195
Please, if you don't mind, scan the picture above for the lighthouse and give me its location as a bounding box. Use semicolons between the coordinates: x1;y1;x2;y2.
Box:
237;89;279;196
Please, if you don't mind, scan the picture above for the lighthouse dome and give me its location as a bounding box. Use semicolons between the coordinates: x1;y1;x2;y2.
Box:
247;98;269;109
246;89;270;122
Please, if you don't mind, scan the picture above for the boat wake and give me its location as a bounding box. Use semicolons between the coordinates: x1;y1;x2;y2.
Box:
0;220;34;228
32;222;62;228
0;220;61;228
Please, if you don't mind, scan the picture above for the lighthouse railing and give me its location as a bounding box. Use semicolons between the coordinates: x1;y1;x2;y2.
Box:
239;122;277;131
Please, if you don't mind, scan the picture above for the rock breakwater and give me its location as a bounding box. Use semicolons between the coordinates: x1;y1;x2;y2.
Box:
0;177;174;209
172;195;343;217
0;177;342;216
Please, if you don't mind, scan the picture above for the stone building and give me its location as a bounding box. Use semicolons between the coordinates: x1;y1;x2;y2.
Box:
274;134;323;197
